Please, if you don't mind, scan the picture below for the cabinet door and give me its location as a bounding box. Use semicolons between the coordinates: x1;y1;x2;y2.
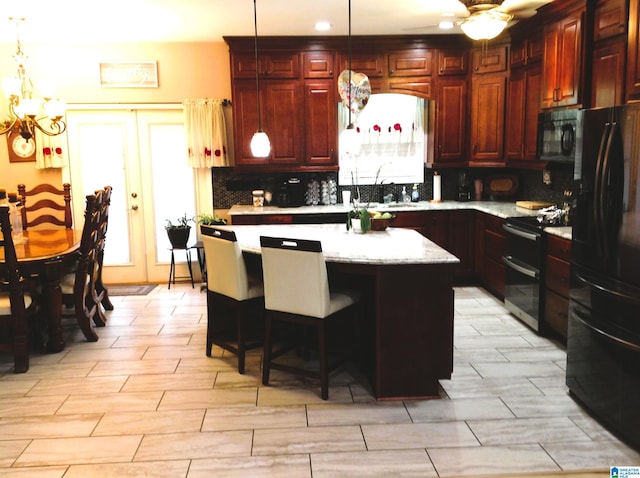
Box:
302;51;335;79
506;65;541;161
263;81;303;166
434;78;467;163
341;51;386;77
541;12;583;108
304;81;337;166
472;45;508;74
448;210;474;280
388;49;433;76
232;81;263;166
470;72;506;164
626;0;640;101
437;50;468;76
232;52;300;79
594;0;627;42
591;40;626;108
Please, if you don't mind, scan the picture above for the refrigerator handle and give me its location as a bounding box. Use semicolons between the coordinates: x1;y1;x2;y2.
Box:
593;122;611;257
574;269;640;306
572;306;640;353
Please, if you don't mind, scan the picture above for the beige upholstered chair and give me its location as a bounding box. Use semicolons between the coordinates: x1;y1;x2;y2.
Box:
0;205;33;372
259;235;361;400
201;226;264;374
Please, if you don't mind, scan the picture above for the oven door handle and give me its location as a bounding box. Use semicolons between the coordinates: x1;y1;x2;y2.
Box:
502;224;540;242
502;255;539;279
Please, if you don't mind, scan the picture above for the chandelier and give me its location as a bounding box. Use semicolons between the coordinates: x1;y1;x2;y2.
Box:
1;17;66;141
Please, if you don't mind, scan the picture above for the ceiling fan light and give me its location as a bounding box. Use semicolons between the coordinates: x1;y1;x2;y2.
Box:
460;12;508;40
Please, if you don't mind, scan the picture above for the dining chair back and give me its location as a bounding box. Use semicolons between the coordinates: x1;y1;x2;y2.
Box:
93;186;113;312
259;235;361;400
201;225;264;374
18;183;72;230
0;205;33;372
60;192;103;341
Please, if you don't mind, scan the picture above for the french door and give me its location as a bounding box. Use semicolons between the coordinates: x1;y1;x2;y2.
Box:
65;107;199;284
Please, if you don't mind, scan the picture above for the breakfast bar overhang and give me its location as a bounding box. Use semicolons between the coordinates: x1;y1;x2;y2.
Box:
218;224;459;400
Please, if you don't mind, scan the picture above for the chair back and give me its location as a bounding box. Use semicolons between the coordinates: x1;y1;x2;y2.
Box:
95;186;112;258
201;226;257;301
260;236;330;318
18;183;72;230
0;205;30;371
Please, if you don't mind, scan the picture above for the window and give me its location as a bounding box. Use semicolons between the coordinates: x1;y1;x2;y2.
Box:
338;93;426;186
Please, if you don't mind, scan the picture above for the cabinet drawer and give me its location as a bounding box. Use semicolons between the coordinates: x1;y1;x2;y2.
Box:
483;256;505;299
545;288;569;339
484;229;505;263
546;234;571;261
546;255;570;297
484;214;505;236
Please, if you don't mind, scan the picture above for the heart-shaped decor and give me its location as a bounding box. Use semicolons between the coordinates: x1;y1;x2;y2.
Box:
338;69;371;116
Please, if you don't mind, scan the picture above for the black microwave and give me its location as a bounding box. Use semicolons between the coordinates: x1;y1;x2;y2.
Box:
537;109;578;162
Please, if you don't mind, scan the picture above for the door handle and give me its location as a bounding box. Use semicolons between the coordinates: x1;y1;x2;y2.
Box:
131;192;138;198
131;204;139;211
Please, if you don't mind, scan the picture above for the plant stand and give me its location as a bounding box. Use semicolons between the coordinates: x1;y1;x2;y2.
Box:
168;246;195;289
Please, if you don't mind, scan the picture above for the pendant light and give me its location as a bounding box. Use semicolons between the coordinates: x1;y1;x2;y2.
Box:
250;0;270;158
339;0;361;157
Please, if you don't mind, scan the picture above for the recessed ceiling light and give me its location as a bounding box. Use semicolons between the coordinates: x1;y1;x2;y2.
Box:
439;20;455;29
315;21;332;31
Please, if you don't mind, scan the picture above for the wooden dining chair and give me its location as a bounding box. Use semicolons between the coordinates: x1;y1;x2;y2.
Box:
17;183;72;231
0;205;34;373
60;192;104;341
93;186;113;312
201;225;264;374
259;235;361;400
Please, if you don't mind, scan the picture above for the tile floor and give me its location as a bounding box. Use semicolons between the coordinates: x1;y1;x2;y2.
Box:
1;283;639;477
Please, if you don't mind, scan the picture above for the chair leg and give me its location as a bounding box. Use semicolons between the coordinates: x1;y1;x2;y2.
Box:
168;250;175;289
318;321;328;400
262;313;273;386
206;294;214;357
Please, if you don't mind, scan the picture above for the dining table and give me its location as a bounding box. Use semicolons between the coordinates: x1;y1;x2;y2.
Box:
0;228;82;353
215;223;460;399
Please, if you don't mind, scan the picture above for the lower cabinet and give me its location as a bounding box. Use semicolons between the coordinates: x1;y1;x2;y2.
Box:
544;234;571;340
476;212;506;299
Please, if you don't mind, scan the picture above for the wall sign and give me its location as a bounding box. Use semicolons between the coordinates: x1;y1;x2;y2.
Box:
99;61;158;88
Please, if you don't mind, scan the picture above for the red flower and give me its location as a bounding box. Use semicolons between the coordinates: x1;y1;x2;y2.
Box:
373;124;381;133
43;147;52;155
55;147;62;155
204;148;212;156
394;123;402;132
214;149;221;157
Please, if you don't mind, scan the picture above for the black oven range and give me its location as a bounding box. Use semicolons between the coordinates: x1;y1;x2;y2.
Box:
502;213;565;334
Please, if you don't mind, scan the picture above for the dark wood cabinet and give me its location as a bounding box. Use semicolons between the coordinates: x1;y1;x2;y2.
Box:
232;80;303;168
510;34;544;68
232;51;300;79
434;78;467;164
388;49;433;76
304;81;338;166
591;40;627;108
302;51;335;79
626;0;640;101
470;72;507;165
544;234;571;340
506;64;542;161
594;0;627;42
477;213;506;299
340;51;386;77
437;49;469;76
541;7;585;108
472;45;508;74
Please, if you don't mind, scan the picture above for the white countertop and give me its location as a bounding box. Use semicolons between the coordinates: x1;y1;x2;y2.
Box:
216;223;460;265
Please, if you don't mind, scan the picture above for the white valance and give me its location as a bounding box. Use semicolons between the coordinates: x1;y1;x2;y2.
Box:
182;98;229;168
34;129;67;169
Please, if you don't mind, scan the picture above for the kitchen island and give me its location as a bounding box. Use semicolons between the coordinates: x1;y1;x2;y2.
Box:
218;223;459;400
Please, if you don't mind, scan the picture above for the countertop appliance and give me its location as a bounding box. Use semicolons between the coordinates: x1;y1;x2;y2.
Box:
538;108;577;162
502;213;565;334
276;177;305;208
566;104;640;450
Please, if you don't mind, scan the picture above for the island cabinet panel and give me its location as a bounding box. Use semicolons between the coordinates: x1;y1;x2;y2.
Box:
541;7;585;109
476;212;506;299
544;234;571;340
626;0;640;101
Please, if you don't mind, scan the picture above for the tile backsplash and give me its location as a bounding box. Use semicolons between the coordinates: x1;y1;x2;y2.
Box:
212;164;575;209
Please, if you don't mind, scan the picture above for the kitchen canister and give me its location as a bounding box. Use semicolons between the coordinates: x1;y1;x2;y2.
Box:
252;189;265;207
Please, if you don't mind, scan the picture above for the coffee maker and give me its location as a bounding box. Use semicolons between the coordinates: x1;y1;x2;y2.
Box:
276;177;305;207
457;171;473;201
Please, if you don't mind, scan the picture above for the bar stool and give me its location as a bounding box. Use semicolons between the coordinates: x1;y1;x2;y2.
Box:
168;246;195;289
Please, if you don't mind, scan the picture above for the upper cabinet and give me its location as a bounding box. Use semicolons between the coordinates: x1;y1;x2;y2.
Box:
232;51;300;79
437;49;469;76
594;0;627;42
627;0;640;101
434;78;467;165
541;6;585;109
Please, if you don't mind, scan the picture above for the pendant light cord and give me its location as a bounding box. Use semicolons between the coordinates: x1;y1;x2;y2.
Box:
347;0;352;127
254;0;262;132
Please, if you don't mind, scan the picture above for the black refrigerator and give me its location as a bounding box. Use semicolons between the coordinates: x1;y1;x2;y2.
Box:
567;104;640;450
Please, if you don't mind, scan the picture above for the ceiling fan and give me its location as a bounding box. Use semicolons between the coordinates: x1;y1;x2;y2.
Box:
414;0;551;40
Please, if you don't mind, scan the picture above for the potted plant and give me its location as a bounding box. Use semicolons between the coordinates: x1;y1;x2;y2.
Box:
197;212;227;234
346;207;371;233
165;213;193;249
